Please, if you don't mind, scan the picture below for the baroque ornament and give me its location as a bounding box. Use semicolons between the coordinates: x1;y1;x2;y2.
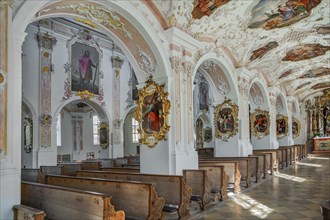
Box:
76;90;95;100
292;117;301;138
137;46;156;74
214;99;239;141
40;114;52;127
217;78;230;95
0;0;15;9
0;70;7;92
276;114;288;139
134;76;171;147
39;3;132;39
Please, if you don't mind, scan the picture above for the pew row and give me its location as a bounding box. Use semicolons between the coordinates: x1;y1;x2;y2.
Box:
199;161;241;193
101;167;140;173
13;204;46;220
76;171;191;218
182;169;212;210
45;175;164;220
199;165;229;201
253;150;278;173
21;169;44;183
21;181;124;220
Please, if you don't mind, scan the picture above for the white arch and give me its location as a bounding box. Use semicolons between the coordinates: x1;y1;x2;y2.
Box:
276;91;289;115
53;96;111;122
22;96;38;119
249;78;271;110
12;0;171;83
192;52;239;101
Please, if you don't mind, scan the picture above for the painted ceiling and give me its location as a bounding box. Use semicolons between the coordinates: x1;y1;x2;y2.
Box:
153;0;330;101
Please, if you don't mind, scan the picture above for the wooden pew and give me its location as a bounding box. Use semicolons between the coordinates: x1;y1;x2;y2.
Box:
76;171;192;218
250;153;268;178
101;167;140;173
13;204;46;220
199;160;241;193
72;161;101;170
41;164;82;176
200;157;254;188
21;169;45;183
253;152;273;175
199;165;229;201
45;175;164;219
182;169;212;211
253;150;279;173
21;181;124;220
83;158;115;168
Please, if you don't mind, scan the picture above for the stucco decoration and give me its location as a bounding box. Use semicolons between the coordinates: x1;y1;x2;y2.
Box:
250;109;270;139
296;82;312;90
137;46;156;74
36;1;157;75
184;61;195;143
276;96;283;111
312;82;330;90
299;67;330;78
0;0;15;9
278;70;293;79
250;83;264;107
214;99;239;141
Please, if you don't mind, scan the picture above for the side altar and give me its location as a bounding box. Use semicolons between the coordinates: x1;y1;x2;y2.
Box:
313;137;330;153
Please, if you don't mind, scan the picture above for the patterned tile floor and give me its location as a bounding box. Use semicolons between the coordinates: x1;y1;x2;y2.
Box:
178;156;330;220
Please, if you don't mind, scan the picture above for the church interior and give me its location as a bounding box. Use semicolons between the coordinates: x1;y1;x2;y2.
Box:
0;0;330;219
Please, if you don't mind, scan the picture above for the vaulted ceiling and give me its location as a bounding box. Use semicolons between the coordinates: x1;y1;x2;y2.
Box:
153;0;330;101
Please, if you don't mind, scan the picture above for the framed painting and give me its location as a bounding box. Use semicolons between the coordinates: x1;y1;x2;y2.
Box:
134;76;170;147
214;99;239;141
204;127;212;143
292;117;301;138
276;114;288;139
99;122;109;149
250;109;270;139
68;31;102;95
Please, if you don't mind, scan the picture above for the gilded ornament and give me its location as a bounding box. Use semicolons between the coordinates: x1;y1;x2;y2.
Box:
99;122;109;149
292;117;301;138
134;76;171;147
214;99;239;141
250;109;270;139
42;66;49;73
0;73;4;84
40;114;52;127
76;90;95;100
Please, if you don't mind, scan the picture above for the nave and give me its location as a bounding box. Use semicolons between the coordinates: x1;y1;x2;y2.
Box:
188;156;330;220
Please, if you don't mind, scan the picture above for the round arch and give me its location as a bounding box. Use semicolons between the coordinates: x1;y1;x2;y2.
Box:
12;0;171;83
276;91;289;115
248;78;271;110
193;52;239;101
22;96;38;119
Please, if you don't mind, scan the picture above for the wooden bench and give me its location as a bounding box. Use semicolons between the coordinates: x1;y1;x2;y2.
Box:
253;152;273;175
250;153;268;178
182;169;212;211
76;170;191;218
21;181;124;220
45;175;164;219
199;165;228;201
253;150;279;173
13;204;46;220
200;157;254;188
79;159;115;168
21;169;45;183
41;164;82;176
199;160;241;193
72;161;102;170
249;155;264;181
101;167;140;173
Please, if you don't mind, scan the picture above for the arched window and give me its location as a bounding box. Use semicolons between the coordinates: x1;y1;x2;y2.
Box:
93;115;100;145
56;114;62;146
132;118;140;143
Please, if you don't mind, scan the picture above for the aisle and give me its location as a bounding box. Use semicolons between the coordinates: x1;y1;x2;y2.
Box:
190;156;330;220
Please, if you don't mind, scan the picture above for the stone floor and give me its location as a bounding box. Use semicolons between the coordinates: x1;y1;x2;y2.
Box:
170;155;330;220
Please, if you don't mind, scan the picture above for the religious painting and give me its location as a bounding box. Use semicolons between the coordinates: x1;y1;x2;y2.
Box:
248;0;322;30
299;67;330;79
199;80;209;111
192;0;231;19
282;44;330;62
250;109;270;139
292;117;301;138
311;82;330;90
99;122;109;149
71;41;100;94
86;152;95;160
204;127;213;143
250;41;279;61
214;99;239;141
23;118;33;153
276;114;288;139
134;76;170;147
316;26;330;35
278;69;293;79
296;82;311;90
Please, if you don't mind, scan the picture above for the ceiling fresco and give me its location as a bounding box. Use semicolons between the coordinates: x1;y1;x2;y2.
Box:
311;82;330;90
296;82;312;90
248;0;322;30
192;0;231;19
250;41;279;61
279;70;293;79
299;67;330;78
282;44;330;62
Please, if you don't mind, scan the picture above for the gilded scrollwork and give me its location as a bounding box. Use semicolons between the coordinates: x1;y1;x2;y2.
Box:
214;99;239;141
292;117;301;138
134;76;171;147
99;122;109;149
250;109;270;139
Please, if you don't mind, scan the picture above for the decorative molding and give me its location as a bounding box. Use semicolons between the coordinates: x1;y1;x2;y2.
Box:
0;0;14;9
76;90;95;100
201;60;216;75
137;46;156;74
217;78;230;95
38;3;132;39
40;114;52;127
238;80;250;97
253;95;264;107
111;55;124;78
37;32;57;50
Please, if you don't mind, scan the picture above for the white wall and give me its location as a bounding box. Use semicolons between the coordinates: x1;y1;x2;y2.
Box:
123;112;139;156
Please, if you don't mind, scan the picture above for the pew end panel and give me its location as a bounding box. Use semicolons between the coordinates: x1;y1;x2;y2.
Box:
13;204;46;220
